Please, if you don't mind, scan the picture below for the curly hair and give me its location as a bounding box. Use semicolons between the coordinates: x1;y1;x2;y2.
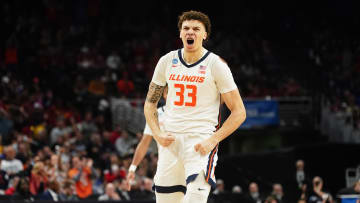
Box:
178;10;211;41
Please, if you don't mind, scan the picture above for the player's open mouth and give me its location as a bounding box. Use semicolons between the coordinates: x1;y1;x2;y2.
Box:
187;39;194;45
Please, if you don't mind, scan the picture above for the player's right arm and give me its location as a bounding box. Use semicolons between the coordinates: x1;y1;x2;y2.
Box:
144;82;175;147
144;54;175;147
144;82;164;136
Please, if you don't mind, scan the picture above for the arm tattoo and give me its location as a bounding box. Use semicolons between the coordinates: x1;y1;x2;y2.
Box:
146;82;165;103
154;111;159;123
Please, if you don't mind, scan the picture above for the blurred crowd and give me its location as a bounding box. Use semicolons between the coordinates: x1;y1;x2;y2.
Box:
0;0;360;202
209;159;360;203
0;87;158;201
0;1;310;102
312;24;360;143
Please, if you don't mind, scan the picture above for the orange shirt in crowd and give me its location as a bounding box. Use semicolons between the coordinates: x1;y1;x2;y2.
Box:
68;167;92;199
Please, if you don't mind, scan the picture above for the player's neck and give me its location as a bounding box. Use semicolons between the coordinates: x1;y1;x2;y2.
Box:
183;47;204;64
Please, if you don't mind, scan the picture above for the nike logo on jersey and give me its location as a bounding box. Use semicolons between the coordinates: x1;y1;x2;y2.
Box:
198;188;206;191
169;74;205;83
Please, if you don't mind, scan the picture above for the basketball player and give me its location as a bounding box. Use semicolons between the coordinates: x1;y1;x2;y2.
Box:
144;10;246;203
126;86;224;191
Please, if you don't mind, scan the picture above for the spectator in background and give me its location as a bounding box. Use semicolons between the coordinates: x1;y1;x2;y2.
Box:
15;141;32;170
271;183;287;203
46;153;67;185
87;132;106;162
0;103;13;138
232;185;242;194
78;111;98;139
115;130;136;157
135;177;155;200
30;161;48;196
131;55;148;88
101;130;116;153
116;72;135;98
73;76;89;105
88;76;106;97
297;198;306;203
4;176;20;196
295;160;306;186
50;117;72;146
1;146;23;187
0;160;10;194
59;179;79;201
106;51;123;70
57;145;71;172
264;195;279;203
114;179;131;200
213;179;227;195
103;153;127;183
245;182;264;203
92;167;104;196
104;163;125;183
337;179;360;195
94;113;109;132
98;182;121;201
11;177;34;201
294;159;310;199
38;179;60;201
109;125;123;144
77;46;95;69
307;176;333;203
68;156;93;199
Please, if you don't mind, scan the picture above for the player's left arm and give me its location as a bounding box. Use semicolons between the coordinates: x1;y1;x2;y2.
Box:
126;134;153;191
195;57;246;155
130;134;153;169
214;89;246;141
195;89;246;155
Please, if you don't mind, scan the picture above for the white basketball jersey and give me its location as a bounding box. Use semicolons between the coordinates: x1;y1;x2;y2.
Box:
151;48;237;134
143;106;166;135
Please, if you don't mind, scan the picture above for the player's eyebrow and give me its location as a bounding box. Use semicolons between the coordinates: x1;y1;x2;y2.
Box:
182;25;201;30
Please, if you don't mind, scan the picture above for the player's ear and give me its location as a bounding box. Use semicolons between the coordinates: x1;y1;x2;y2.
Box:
203;32;207;40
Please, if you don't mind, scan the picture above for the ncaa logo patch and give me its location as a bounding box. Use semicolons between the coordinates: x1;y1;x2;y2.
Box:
172;58;179;67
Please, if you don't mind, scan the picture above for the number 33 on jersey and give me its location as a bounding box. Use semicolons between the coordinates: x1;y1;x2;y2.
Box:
151;48;238;134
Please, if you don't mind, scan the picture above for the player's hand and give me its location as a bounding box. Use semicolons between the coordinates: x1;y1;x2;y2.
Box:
153;131;175;147
125;171;135;191
194;138;218;156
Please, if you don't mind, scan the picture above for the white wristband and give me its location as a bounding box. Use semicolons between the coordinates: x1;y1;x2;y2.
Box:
129;164;137;172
